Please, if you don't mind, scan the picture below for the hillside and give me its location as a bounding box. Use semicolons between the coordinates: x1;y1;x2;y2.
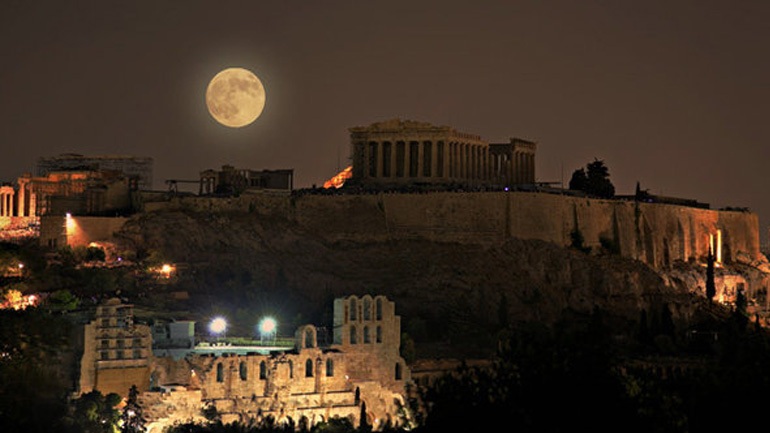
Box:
114;204;717;359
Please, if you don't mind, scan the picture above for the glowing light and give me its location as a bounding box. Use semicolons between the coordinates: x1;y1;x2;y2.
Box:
323;166;353;189
259;317;277;334
259;317;277;343
209;317;227;335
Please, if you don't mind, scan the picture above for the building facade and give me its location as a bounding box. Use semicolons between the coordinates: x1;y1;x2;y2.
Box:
349;119;536;188
37;154;153;190
78;295;413;431
79;298;152;397
200;165;294;195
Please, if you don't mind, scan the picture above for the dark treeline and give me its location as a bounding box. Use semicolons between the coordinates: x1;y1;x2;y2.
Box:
2;301;769;432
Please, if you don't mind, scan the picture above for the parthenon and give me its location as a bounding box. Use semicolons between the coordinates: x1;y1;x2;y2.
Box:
0;185;15;217
349;119;536;187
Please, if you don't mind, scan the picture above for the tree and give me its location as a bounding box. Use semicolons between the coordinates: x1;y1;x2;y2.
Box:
0;309;73;433
46;289;79;313
85;246;106;262
706;247;716;302
121;385;146;433
569;159;615;198
585;159;615;198
70;390;122;433
569;168;587;191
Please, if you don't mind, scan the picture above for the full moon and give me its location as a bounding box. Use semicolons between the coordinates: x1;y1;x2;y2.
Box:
205;67;266;128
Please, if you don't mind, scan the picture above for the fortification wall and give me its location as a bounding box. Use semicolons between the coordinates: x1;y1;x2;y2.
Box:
285;192;760;269
145;191;761;270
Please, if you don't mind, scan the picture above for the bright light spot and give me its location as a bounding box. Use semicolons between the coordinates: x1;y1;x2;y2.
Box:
65;212;72;219
323;166;353;189
209;317;227;334
259;317;277;334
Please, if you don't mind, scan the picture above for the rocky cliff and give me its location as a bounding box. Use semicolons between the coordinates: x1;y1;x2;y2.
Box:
115;194;733;358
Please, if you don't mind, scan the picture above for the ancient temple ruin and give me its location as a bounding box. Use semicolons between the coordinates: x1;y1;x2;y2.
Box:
349;118;536;188
77;295;412;432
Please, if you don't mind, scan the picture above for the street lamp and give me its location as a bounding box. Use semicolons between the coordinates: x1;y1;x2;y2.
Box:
258;317;277;344
209;317;227;342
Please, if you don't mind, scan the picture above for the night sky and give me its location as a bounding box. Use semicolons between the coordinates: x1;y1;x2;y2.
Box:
2;1;769;242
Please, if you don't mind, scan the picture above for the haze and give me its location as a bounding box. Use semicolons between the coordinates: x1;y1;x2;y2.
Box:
1;1;769;241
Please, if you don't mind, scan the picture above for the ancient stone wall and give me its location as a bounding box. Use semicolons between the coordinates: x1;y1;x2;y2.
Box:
284;191;760;269
138;295;410;430
135;189;762;270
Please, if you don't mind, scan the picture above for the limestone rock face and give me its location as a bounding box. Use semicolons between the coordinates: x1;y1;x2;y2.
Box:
124;205;717;354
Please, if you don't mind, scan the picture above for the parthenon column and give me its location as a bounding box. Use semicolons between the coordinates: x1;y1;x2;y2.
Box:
389;142;397;178
2;190;15;217
17;182;25;217
431;141;436;177
415;141;423;179
376;142;384;178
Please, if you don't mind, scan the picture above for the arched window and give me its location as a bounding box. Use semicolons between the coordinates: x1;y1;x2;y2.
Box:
288;360;294;379
376;298;383;320
239;361;247;381
395;362;402;381
326;358;334;377
305;328;315;348
305;359;314;377
363;297;372;320
350;297;358;321
260;361;267;380
363;326;371;344
216;363;224;382
350;325;357;344
376;326;383;343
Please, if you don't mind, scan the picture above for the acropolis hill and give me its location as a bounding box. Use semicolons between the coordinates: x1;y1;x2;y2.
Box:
3;120;768;357
107;189;765;355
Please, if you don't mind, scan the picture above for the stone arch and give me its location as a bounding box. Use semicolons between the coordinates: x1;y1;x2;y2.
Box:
299;416;310;432
216;362;224;382
375;297;384;320
296;325;317;350
305;359;314;377
349;296;358;321
239;361;247;381
362;295;373;320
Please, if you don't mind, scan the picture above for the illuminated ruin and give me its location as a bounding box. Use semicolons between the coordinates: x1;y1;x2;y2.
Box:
77;295;412;431
349;119;536;188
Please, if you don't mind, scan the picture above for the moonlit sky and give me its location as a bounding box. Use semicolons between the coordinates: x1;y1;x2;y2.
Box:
1;1;769;241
